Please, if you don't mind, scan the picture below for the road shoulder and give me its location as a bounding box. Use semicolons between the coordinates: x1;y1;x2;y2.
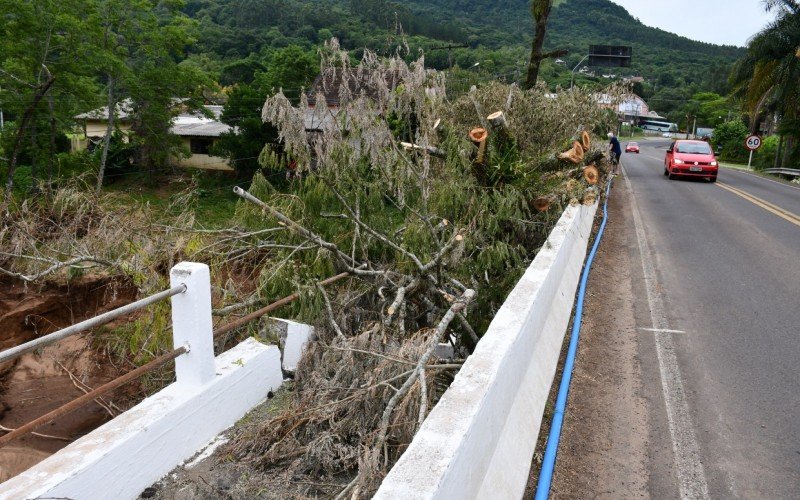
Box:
548;177;651;498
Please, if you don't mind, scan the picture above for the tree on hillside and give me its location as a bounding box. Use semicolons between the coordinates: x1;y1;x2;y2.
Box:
80;0;210;187
1;0;210;200
91;0;134;193
252;46;318;100
731;0;799;166
91;0;210;185
0;0;98;199
684;92;734;128
118;1;209;179
214;45;318;177
525;0;564;89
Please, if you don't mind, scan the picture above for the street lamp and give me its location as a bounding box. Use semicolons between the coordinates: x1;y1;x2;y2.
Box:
570;55;589;89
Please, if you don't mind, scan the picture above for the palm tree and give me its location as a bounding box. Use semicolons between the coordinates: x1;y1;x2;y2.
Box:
731;0;800;166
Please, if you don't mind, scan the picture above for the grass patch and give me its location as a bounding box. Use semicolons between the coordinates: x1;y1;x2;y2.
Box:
103;169;240;227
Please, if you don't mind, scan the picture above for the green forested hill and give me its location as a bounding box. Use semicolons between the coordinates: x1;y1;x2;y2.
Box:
386;0;744;93
546;0;742;92
185;0;743;102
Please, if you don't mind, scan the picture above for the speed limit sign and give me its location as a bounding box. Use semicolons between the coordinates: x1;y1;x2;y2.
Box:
745;135;762;151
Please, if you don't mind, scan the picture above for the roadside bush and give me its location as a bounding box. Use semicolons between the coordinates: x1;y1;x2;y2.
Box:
712;119;748;162
10;165;33;194
55;151;98;180
752;135;778;171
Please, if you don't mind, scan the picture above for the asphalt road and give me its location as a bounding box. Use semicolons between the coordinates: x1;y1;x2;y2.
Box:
620;139;800;498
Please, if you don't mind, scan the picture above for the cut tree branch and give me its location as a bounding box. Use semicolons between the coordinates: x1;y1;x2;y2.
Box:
318;284;345;338
373;289;475;458
4;67;56;200
233;186;390;278
323;181;426;271
0;256;114;283
383;278;420;327
418;367;428;426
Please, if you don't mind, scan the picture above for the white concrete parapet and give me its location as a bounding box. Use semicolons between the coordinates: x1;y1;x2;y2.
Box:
0;261;296;500
281;319;315;372
0;339;283;500
375;203;598;499
261;317;316;373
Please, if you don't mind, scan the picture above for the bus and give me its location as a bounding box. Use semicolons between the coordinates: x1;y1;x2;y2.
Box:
640;120;678;132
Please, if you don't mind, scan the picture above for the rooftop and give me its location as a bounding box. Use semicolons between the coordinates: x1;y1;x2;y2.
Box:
75;101;233;137
306;68;403;107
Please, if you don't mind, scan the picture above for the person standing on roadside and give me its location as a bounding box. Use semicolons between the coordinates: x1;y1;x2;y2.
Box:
608;132;621;172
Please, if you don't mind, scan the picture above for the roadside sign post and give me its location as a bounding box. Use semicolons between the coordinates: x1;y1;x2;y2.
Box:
745;135;762;168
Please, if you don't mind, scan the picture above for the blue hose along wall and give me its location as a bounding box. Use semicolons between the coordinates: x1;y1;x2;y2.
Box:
534;177;614;500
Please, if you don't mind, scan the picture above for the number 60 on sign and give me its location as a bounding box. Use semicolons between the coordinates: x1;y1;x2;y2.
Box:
745;135;762;151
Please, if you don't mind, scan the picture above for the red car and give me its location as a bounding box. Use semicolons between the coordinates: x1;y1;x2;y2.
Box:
625;141;640;153
664;140;718;182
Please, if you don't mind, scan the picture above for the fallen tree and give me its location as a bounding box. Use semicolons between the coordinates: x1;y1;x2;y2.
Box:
0;39;622;497
221;41;621;497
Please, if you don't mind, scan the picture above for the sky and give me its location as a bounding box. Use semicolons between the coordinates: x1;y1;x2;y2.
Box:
608;0;776;47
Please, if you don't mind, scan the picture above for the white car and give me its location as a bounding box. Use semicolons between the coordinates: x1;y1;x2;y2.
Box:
662;132;672;138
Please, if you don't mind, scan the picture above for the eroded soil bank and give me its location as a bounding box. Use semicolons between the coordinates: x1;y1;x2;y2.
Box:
0;275;137;482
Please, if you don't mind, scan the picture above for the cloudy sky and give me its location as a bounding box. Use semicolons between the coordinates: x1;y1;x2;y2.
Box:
608;0;776;47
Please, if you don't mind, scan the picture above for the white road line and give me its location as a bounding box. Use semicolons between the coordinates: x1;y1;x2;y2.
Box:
622;167;710;499
639;328;687;334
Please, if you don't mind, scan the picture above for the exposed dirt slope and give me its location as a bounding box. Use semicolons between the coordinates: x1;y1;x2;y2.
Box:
0;276;136;356
0;276;137;481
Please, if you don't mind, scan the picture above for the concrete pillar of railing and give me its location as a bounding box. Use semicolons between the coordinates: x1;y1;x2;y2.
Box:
170;262;215;387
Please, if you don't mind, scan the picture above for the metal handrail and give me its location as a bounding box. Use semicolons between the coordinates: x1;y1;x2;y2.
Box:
0;265;358;448
0;346;187;448
0;284;187;365
763;167;800;177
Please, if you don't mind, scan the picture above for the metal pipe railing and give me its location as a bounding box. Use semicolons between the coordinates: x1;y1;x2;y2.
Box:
213;271;352;339
0;284;187;365
0;262;356;449
0;346;187;448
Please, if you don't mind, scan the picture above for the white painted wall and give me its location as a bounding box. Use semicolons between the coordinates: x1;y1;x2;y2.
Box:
375;202;597;500
0;340;283;500
272;318;315;373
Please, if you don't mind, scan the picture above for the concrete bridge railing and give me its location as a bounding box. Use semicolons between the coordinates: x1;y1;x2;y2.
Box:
376;202;598;499
0;262;313;500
